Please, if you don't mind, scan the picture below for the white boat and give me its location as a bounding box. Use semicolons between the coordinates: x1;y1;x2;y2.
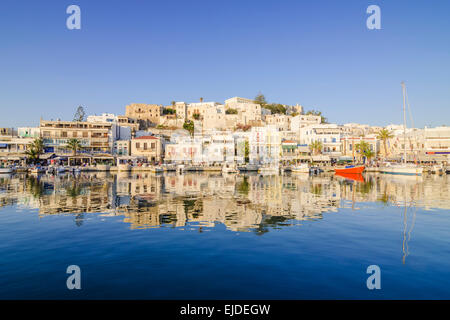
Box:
0;167;14;174
380;162;423;176
380;82;423;176
291;163;310;173
222;163;238;174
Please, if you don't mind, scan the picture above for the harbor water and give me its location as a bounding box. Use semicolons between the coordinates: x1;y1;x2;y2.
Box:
0;172;449;299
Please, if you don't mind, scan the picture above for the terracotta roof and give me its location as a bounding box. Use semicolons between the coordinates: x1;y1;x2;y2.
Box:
282;140;296;143
134;135;159;140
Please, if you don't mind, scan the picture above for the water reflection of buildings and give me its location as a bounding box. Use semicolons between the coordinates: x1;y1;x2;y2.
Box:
0;172;449;231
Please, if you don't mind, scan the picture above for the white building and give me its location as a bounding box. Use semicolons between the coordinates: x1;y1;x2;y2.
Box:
249;125;281;165
300;124;342;156
18;127;40;138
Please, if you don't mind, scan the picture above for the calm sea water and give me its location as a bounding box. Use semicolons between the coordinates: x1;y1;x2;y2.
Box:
0;171;449;299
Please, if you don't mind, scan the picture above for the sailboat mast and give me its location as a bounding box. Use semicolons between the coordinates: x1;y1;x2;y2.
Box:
402;82;407;165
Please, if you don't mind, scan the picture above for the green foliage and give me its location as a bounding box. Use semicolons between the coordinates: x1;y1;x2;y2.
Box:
192;113;201;120
73;106;86;122
377;128;394;156
225;108;238;115
309;140;323;155
237;176;250;195
183;120;194;135
66;138;83;156
254;93;267;106
244;140;249;163
163;108;176;115
265;103;287;115
305;109;328;123
25;138;44;163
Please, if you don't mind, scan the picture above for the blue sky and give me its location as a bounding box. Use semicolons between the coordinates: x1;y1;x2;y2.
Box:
0;0;449;128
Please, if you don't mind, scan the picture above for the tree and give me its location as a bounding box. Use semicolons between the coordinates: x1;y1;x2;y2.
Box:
66;138;83;156
310;140;323;155
199;97;204;103
25;138;44;164
254;93;267;107
265;103;287;115
163;108;176;115
244;140;249;163
192;113;201;120
377;128;394;157
225;108;238;115
73;106;86;122
183;120;194;136
171;101;176;107
306;109;328;124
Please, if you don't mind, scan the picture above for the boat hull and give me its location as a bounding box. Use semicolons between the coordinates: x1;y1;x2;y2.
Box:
380;166;423;176
334;165;365;174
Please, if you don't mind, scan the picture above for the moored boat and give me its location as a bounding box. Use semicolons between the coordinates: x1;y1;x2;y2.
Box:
380;162;423;176
334;165;365;174
291;163;310;173
0;167;14;174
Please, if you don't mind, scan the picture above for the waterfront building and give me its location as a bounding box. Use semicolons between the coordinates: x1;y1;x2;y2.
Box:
125;103;162;129
424;126;450;155
300;124;342;157
39;119;129;154
130;136;162;163
281;140;298;164
340;134;379;160
18;127;40;138
164;134;203;164
201;131;235;164
249;125;281;165
114;140;131;156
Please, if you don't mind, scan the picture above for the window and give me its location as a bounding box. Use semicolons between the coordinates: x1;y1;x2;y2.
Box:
151;143;155;149
144;143;148;150
136;143;140;149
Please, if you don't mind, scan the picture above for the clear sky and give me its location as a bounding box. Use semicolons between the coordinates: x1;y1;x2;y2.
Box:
1;0;449;128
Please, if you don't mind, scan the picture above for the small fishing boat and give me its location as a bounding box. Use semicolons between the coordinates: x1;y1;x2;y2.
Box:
334;165;365;174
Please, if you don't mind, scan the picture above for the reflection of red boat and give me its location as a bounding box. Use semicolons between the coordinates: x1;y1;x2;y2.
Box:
335;172;365;182
334;165;365;174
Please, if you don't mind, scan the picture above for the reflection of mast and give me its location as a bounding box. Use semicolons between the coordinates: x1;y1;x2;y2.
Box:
401;187;417;264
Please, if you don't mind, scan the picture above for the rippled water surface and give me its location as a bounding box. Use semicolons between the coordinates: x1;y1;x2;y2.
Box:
0;171;449;299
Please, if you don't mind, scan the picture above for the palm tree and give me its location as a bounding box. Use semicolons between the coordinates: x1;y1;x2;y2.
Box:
66;138;82;156
309;140;323;155
377;128;394;158
355;141;370;162
25;138;44;164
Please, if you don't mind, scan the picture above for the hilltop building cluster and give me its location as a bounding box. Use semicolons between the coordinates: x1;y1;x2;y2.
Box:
1;97;449;166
